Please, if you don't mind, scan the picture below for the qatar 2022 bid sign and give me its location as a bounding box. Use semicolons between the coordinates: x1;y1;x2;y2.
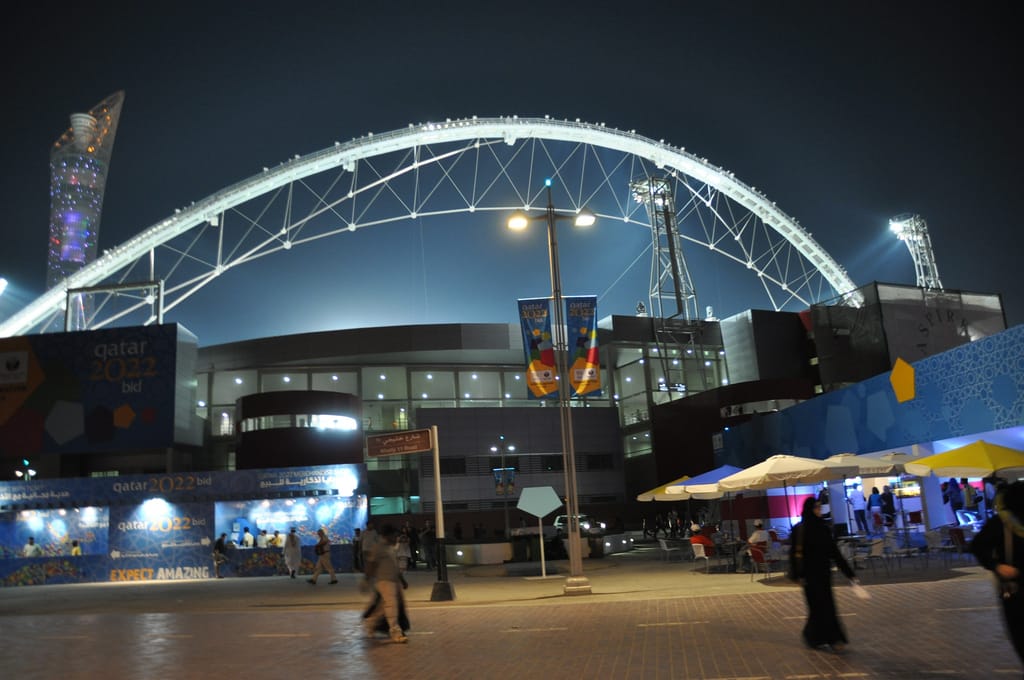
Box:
0;323;201;457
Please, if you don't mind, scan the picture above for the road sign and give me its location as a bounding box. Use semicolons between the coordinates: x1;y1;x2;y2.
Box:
517;486;563;518
366;428;433;457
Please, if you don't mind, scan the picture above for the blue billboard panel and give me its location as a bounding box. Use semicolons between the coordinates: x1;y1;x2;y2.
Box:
0;463;366;509
0;506;109;559
0;323;198;456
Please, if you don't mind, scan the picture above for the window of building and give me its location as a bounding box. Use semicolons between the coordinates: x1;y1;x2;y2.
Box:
211;369;257;404
311;371;359;393
261;371;308;392
619;393;649;426
410;370;455;400
216;408;235;437
623;431;652;458
363;402;409;431
502;371;529;400
614;359;647;399
195;373;209;409
539;455;564;472
361;366;408;400
439;458;467;475
458;370;500;400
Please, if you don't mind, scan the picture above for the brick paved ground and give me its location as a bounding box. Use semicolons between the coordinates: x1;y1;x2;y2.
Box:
1;546;1019;679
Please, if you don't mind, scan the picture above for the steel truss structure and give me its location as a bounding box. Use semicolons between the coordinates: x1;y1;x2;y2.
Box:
1;117;857;338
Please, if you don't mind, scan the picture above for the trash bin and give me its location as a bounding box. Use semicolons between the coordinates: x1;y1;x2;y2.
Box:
588;535;605;558
511;536;529;562
526;534;541;561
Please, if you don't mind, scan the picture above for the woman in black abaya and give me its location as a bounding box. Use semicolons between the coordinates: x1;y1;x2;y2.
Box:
790;495;858;651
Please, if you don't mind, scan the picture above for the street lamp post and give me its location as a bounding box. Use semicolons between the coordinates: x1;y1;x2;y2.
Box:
491;436;516;540
14;458;36;482
507;179;595;595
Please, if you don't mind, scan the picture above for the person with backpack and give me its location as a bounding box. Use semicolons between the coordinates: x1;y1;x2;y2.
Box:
308;527;337;585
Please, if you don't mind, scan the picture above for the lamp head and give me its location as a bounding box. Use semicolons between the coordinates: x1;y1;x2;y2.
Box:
507;211;530;231
574;208;596;228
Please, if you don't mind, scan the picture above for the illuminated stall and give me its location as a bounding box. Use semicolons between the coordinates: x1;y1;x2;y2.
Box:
0;463;367;587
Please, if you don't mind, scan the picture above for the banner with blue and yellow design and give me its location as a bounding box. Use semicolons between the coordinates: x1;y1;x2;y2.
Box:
565;296;602;397
518;297;601;399
518;298;557;399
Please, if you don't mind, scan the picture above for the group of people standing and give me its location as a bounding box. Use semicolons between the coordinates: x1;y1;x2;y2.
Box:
355;519;438;574
644;510;706;539
848;484;897;535
211;526;305;579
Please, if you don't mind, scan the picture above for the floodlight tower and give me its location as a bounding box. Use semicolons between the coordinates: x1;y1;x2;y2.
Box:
889;213;943;290
631;177;699;321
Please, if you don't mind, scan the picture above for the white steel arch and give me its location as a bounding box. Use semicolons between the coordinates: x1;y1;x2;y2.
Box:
0;116;858;338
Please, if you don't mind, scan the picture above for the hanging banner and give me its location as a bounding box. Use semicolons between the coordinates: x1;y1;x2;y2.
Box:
566;296;602;397
493;467;516;496
518;299;558;399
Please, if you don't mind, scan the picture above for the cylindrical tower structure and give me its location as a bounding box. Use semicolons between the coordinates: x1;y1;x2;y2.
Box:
46;91;125;329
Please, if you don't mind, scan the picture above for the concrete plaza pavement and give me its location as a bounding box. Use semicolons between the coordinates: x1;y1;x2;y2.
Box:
1;544;1020;679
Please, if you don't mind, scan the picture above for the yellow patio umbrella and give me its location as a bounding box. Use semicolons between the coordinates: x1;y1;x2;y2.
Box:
636;475;691;501
903;440;1024;479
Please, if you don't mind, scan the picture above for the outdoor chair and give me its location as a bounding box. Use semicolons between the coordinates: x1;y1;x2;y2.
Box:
946;527;970;562
748;544;780;581
882;534;919;569
854;538;890;575
923;530;956;568
691;541;711;573
906;510;925;532
871;511;885;535
658;538;683;563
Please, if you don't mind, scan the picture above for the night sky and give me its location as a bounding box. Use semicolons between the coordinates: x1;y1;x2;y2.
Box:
1;2;1020;346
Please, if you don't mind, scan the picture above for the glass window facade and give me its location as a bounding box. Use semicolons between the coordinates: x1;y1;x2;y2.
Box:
458;370;500;400
362;367;408;400
261;371;308;392
311;371;358;393
410;370;455;400
212;369;258;405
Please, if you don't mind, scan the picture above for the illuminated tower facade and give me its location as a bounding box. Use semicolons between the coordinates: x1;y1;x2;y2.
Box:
46;91;125;329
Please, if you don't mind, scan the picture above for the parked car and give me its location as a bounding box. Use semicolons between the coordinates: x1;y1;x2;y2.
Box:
553;515;606;536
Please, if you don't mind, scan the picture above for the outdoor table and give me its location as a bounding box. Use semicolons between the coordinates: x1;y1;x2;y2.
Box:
714;540;746;572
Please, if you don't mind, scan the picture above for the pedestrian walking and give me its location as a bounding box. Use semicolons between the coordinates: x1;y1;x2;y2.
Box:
361;521;379;571
362;524;409;643
880;485;896;529
396;526;412;572
419;520;436;570
353;528;363;572
212;533;229;578
848;485;868;534
283;527;301;578
971;480;1024;664
789;495;858;652
402;520;419;570
308;528;337;585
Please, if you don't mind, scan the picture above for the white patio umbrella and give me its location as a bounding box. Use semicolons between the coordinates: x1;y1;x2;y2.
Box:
718;454;858;491
666;464;742;499
666;464;740;533
825;452;902;477
636;475;691;502
718;454;859;528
